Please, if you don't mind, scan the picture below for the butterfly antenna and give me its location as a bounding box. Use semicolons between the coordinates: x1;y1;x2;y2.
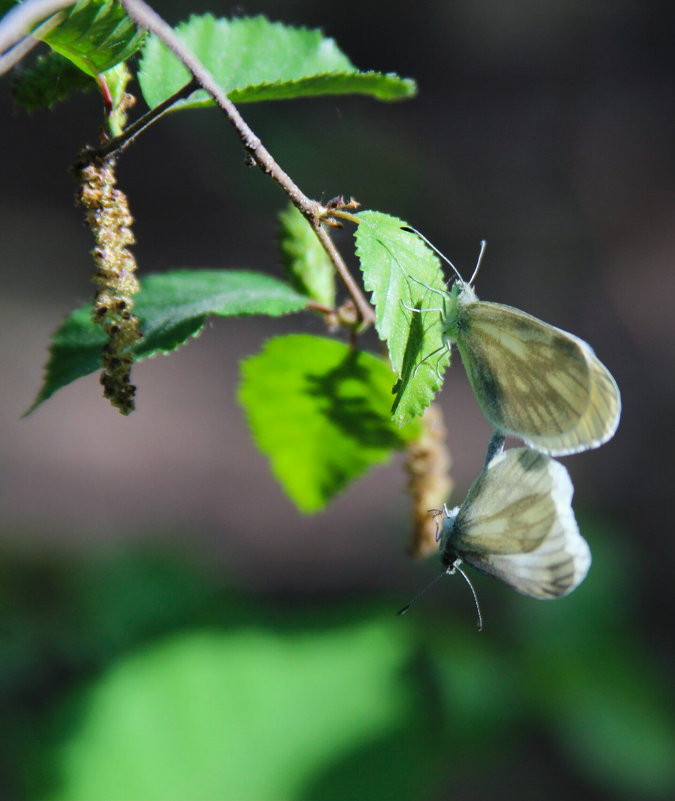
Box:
401;225;464;282
450;562;484;631
467;240;487;288
398;562;484;631
396;570;449;616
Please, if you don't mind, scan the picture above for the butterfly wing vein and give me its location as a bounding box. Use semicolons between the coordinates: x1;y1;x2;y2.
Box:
444;449;591;598
452;300;620;455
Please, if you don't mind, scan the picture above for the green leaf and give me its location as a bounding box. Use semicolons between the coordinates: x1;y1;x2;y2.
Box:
278;204;336;308
99;60;133;134
11;52;130;114
137;14;416;111
27;621;417;801
39;0;146;78
238;334;419;513
11;51;96;112
223;71;416;104
354;210;450;426
29;269;309;413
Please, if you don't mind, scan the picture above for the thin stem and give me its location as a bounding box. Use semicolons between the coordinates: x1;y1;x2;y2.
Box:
0;0;375;327
0;0;73;61
118;0;374;327
120;1;299;200
306;300;336;315
307;207;375;326
313;226;375;328
97;74;114;118
94;78;200;158
325;209;362;226
0;9;67;74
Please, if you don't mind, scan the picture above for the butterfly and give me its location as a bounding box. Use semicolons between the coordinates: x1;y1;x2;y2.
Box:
403;229;621;456
396;440;590;625
439;444;591;601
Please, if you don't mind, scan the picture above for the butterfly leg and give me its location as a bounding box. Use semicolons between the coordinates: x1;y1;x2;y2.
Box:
407;273;450;301
413;344;447;378
400;298;443;314
433;344;451;381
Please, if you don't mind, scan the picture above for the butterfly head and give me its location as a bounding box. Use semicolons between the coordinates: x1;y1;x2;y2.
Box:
451;279;478;305
397;504;483;628
437;503;460;556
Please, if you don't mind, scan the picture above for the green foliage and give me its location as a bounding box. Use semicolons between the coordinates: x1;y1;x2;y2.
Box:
238;334;419;513
354;211;450;425
11;51;95;111
11;53;131;114
551;643;675;798
101;60;134;133
30;269;309;412
278;204;336;308
36;0;146;78
6;526;673;801
137;14;416;111
514;528;675;799
30;623;417;801
0;5;667;801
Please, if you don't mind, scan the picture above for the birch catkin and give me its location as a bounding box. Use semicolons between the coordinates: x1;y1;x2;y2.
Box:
405;403;453;558
73;152;142;414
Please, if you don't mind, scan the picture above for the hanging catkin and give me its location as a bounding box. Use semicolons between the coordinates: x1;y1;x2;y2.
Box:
73;151;142;414
405;403;453;558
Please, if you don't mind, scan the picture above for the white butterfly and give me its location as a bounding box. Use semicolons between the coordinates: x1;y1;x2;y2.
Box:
439;445;591;600
405;231;621;455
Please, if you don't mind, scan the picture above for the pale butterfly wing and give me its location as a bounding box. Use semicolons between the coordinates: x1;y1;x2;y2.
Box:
449;296;621;455
441;448;591;598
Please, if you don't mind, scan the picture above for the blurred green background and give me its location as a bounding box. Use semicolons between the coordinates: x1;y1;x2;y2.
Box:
1;1;673;799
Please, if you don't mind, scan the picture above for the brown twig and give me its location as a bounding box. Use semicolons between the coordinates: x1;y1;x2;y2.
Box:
119;0;375;328
0;8;67;74
0;0;376;326
93;78;200;158
0;0;73;62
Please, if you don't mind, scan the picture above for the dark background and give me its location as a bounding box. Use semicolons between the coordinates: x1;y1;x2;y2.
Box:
1;1;673;799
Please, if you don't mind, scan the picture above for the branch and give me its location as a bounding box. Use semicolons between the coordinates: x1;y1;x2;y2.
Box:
118;0;374;328
0;0;73;63
94;78;200;158
0;0;375;327
118;1;316;211
313;226;375;328
0;10;67;73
